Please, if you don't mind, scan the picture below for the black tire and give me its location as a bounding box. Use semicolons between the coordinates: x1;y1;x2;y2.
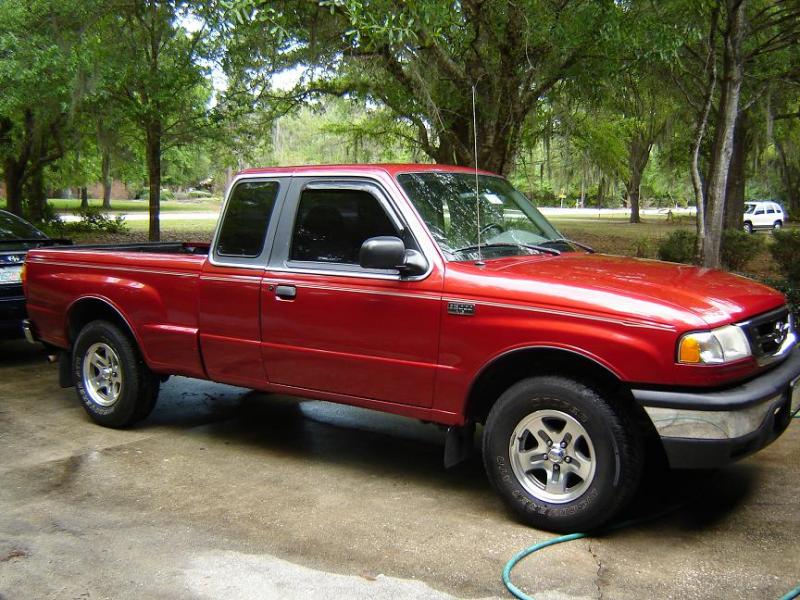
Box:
773;220;782;231
482;376;643;532
743;221;753;234
72;320;160;428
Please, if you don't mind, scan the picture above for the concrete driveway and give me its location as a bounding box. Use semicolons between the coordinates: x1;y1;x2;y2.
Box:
1;340;798;599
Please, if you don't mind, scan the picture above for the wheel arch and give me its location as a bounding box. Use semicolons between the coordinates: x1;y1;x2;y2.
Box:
66;296;141;351
465;346;632;423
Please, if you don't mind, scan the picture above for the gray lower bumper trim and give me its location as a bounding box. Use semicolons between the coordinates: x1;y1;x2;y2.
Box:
632;347;800;411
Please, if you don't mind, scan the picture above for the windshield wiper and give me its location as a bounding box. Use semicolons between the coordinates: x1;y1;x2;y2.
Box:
541;238;595;253
453;242;561;257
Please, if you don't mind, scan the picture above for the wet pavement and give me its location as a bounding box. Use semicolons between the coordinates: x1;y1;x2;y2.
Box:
1;339;798;599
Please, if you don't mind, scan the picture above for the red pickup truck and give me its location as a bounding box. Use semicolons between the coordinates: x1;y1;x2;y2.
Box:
23;164;800;532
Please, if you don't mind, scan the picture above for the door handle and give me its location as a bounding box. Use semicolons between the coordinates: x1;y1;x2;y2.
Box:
275;284;297;300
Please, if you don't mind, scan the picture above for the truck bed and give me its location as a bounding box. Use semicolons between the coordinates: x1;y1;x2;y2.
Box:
25;242;212;379
51;241;210;255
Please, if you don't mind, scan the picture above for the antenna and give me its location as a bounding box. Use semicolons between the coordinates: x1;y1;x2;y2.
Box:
472;84;483;265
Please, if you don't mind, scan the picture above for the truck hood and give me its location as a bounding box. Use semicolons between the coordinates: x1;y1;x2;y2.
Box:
444;253;785;329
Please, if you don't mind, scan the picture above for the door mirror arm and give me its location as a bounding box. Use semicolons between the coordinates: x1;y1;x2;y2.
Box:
398;249;427;277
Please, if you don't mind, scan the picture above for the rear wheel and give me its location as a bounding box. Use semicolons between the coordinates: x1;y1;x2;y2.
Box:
482;376;643;532
73;320;160;428
773;220;783;231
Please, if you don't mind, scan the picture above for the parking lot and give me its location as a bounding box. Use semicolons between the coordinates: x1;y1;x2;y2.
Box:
1;339;798;599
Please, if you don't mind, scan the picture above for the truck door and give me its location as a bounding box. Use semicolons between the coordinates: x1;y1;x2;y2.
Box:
198;177;285;388
260;177;443;408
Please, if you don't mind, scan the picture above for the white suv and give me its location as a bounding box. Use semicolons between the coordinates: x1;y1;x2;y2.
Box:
743;201;785;233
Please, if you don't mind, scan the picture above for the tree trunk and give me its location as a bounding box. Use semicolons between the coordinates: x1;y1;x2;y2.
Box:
3;160;25;216
80;187;89;210
702;0;745;268
26;165;46;223
723;111;748;230
101;147;112;209
627;166;643;223
146;121;162;242
775;138;800;216
626;136;651;224
597;176;607;208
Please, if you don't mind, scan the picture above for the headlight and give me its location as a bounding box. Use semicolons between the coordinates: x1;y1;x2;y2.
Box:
678;324;751;364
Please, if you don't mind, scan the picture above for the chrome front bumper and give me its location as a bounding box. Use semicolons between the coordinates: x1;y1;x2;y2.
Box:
643;390;794;441
632;348;800;468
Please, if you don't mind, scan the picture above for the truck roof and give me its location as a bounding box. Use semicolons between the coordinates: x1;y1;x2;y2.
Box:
237;163;497;178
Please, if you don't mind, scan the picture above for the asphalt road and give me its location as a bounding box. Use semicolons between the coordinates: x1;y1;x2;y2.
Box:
1;339;798;599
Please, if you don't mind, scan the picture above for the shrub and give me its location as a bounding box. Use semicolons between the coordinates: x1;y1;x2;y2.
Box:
657;230;696;264
657;229;762;271
160;188;175;201
30;204;67;238
630;236;655;259
769;229;800;283
66;206;128;234
188;190;212;199
760;277;800;324
721;229;762;271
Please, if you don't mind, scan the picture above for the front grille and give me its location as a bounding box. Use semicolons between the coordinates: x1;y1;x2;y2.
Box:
742;307;792;362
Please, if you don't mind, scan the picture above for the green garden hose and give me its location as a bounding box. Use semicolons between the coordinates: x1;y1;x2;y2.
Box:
504;414;800;599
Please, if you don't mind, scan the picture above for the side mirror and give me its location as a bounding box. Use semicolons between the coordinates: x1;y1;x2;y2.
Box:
359;236;427;277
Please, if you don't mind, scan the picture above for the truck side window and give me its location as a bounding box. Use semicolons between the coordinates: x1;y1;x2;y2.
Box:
290;189;398;264
217;181;280;257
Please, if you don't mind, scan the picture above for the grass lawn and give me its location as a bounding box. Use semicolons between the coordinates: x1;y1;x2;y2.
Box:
550;215;695;258
59;210;781;280
551;214;781;280
1;197;222;213
125;218;217;236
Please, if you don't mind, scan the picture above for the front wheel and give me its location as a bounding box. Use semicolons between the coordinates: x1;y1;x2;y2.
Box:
73;320;160;428
482;376;643;532
743;221;753;234
773;220;783;231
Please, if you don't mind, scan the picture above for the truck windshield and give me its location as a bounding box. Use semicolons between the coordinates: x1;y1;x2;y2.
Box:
397;172;568;260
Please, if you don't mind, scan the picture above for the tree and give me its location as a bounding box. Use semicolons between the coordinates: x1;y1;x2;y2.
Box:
665;0;800;267
0;0;93;219
225;0;622;176
96;1;216;240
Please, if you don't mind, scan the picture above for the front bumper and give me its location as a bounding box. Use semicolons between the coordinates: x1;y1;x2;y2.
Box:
633;348;800;468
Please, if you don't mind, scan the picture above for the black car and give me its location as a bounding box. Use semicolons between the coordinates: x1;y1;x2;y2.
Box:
0;210;69;339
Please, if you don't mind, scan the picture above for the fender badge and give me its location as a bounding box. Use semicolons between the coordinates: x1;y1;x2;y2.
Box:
448;302;475;316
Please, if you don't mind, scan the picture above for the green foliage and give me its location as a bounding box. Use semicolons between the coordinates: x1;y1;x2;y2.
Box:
762;278;800;324
268;99;416;166
657;228;761;270
657;230;696;264
24;202;64;230
769;229;800;284
630;236;656;259
66;207;128;234
224;0;624;173
720;229;762;272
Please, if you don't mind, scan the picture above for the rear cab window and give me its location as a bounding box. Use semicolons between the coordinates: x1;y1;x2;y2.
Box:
212;179;283;267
